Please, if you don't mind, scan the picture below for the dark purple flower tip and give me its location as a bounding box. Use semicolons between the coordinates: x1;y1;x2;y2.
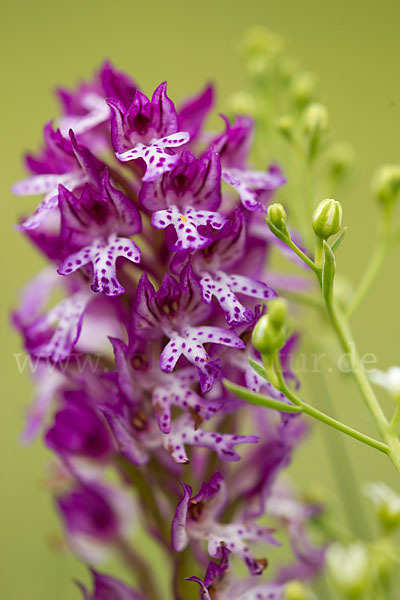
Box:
210;114;254;169
77;569;145;600
99;61;138;110
45;394;114;461
178;83;214;141
57;483;120;542
108;81;179;152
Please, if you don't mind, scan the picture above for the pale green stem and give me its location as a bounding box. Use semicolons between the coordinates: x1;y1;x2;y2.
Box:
345;240;390;319
307;361;372;538
274;357;388;454
325;299;400;473
346;204;393;319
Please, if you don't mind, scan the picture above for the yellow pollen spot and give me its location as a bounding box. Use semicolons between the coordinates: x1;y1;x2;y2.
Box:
180;215;188;223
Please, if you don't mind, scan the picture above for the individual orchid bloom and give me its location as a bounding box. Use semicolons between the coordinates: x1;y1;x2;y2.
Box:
21;364;67;443
187;548;285;600
172;472;278;575
151;368;222;434
45;391;115;467
222;164;286;212
133;267;245;391
57;171;142;296
189;210;276;324
369;366;400;399
108;82;189;181
178;83;214;141
57;62;137;141
140;149;225;249
77;569;145;600
12;127;104;230
266;482;326;584
109;337;222;433
22;290;93;362
210;115;254;169
56;480;134;563
102;393;254;466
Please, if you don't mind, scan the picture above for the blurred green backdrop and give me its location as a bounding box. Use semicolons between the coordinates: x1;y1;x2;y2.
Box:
2;0;400;598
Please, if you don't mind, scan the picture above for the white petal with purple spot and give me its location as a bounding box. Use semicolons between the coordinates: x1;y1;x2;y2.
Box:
58;234;141;296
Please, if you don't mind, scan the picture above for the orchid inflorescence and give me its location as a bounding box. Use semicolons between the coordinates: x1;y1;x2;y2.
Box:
12;28;400;600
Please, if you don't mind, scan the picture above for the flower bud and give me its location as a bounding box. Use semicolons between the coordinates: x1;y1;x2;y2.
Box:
267;203;290;239
302;103;328;161
241;27;284;61
327;542;369;596
269;297;288;329
227;91;256;116
372;164;400;205
252;299;287;355
312;198;342;239
284;581;310;600
276;115;295;141
364;481;400;531
327;142;355;182
290;72;316;109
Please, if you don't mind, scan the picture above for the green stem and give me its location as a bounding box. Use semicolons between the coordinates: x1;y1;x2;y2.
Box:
274;357;387;453
286;237;320;273
282;381;388;454
345;240;390;319
308;363;372;538
346;204;393;319
325;299;400;473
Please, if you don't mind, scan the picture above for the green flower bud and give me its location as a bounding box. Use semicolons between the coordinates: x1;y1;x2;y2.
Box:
252;299;288;355
267;203;290;240
312;198;343;239
241;27;284;61
302;103;329;161
276;115;295;141
327;142;355;182
364;481;400;531
372;164;400;205
227;91;256;116
284;581;310;600
290;72;316;109
327;542;369;597
269;298;288;329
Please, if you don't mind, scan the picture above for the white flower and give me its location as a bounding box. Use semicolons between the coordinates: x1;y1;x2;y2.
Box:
364;481;400;527
369;366;400;398
326;542;369;595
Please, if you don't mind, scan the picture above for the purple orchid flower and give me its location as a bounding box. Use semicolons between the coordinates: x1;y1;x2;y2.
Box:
57;170;142;296
187;547;285;600
140;149;225;250
110;337;222;433
56;480;134;563
172;472;279;575
133;266;245;392
190;210;277;324
222;164;286;212
12;64;324;600
12;128;104;230
45;391;115;466
108;82;189;181
57;61;137;140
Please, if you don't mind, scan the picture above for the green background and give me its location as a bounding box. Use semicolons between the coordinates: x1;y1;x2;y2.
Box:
2;0;400;597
